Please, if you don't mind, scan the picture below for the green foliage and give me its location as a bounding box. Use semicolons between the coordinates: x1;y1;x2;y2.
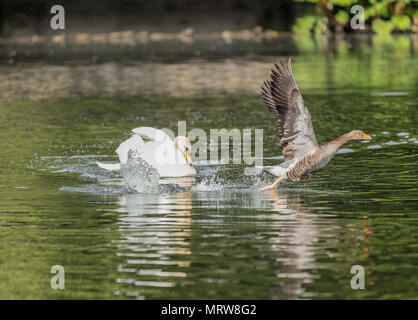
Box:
372;19;393;35
295;0;416;33
391;15;411;30
293;15;318;34
336;10;350;25
364;7;376;21
331;0;357;6
371;0;391;18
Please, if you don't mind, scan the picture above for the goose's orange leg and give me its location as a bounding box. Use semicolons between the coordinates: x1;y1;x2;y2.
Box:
260;175;284;191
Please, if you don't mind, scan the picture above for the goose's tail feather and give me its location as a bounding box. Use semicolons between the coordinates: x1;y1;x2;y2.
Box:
96;162;121;172
255;165;278;175
255;165;289;177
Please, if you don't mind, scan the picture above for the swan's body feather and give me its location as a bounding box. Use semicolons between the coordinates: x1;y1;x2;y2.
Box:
97;127;196;178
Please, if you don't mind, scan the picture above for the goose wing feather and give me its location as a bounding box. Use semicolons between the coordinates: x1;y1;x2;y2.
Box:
261;58;318;161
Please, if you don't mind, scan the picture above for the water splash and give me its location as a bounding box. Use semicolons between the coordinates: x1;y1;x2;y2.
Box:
192;175;225;192
192;167;267;192
26;154;116;180
120;150;160;193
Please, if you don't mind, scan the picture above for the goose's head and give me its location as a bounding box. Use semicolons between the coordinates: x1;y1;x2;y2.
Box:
174;136;193;164
349;130;372;141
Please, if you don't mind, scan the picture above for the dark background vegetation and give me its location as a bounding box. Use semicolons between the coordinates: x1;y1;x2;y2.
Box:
0;1;416;37
1;0;305;36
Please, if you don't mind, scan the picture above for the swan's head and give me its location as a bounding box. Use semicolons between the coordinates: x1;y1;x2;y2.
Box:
174;136;193;164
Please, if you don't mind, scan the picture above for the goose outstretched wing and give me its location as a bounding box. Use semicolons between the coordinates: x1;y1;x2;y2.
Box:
261;58;318;161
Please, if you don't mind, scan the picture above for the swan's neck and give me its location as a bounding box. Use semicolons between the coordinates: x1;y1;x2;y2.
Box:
174;146;187;164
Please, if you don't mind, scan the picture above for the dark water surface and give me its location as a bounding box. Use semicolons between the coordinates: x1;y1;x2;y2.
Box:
0;35;417;299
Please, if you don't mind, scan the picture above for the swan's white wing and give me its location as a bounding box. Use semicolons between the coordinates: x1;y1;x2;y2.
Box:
116;134;145;164
132;127;173;142
142;137;188;167
114;127;193;177
132;127;188;166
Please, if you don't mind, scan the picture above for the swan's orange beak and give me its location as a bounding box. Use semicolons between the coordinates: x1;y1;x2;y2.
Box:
185;151;193;164
362;133;372;140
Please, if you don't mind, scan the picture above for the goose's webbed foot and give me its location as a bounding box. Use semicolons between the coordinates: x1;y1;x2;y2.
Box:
260;176;284;191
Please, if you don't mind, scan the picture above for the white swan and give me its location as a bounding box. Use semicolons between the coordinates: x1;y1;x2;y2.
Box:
97;127;196;177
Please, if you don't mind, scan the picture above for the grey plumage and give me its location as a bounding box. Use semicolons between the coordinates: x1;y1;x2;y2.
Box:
261;58;318;162
261;58;371;183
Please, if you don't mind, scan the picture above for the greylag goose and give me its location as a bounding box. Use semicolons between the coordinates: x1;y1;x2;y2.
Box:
259;58;371;191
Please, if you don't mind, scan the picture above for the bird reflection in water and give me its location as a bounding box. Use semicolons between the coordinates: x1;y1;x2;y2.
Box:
113;184;373;299
115;190;193;295
262;189;321;299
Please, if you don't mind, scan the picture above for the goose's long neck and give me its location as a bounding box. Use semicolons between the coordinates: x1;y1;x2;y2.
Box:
324;132;352;153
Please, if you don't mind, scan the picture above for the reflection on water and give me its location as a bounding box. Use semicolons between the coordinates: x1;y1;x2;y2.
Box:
267;191;320;299
114;189;324;298
1;34;417;100
111;187;378;299
115;192;192;295
0;59;297;99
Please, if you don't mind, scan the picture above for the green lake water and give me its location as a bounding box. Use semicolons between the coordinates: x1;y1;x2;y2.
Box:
0;35;417;299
